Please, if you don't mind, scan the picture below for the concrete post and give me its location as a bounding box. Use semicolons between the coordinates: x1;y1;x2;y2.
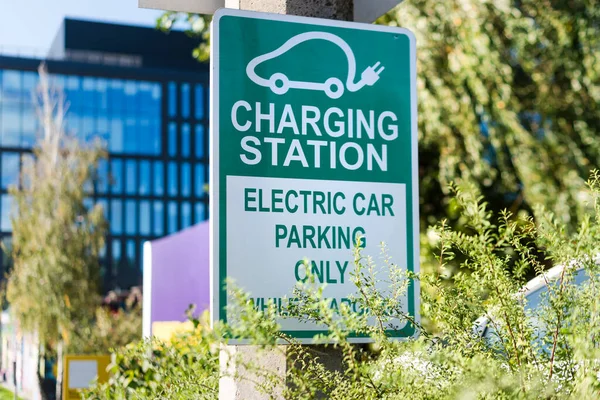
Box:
217;1;352;399
219;344;344;400
219;345;287;400
225;0;353;20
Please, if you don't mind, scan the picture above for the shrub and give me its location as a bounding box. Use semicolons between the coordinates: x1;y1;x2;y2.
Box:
86;174;600;399
84;312;218;400
68;290;143;355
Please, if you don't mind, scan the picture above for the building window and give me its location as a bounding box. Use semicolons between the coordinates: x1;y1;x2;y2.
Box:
111;159;123;194
150;118;161;154
21;105;36;147
195;125;204;158
67;114;81;138
124;117;137;153
195;202;205;223
82;77;97;110
82;115;95;142
1;104;21;147
153;201;164;236
125;160;137;195
110;118;124;153
97;159;109;194
22;72;37;97
181;83;190;118
182;163;191;198
97;78;109;112
1;153;19;189
108;80;124;112
168;122;177;157
181;201;191;229
168;162;178;196
138;118;151;154
127;239;136;264
168;82;177;117
140;200;150;235
112;239;121;265
1;195;12;232
182;123;190;158
97;115;109;144
111;199;122;234
139;160;150;195
139;82;153;111
168;201;177;234
151;83;161;114
84;197;94;211
195;163;205;197
3;70;23;104
67;76;83;111
195;84;204;120
154;161;164;196
124;80;137;111
125;200;137;235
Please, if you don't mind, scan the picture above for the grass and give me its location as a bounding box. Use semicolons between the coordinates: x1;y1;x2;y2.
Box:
0;386;20;400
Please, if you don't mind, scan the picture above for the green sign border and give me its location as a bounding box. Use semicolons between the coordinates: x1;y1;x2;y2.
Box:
210;8;420;343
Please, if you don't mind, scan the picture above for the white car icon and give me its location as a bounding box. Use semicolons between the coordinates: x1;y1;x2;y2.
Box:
246;31;385;99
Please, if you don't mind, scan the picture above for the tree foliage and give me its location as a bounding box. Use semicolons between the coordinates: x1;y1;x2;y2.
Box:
157;1;600;273
378;0;599;231
4;65;109;400
5;65;106;347
69;289;143;355
84;312;219;400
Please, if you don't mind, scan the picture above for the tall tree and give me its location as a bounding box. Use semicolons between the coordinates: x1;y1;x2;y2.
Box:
379;0;599;230
5;65;107;400
158;0;599;272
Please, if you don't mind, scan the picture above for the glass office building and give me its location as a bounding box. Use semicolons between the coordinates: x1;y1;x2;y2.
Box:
0;19;209;290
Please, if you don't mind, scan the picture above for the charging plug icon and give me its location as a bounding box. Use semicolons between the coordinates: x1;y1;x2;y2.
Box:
246;32;385;99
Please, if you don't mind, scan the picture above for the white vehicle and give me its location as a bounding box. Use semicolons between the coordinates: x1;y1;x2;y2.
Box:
246;31;385;99
473;262;592;344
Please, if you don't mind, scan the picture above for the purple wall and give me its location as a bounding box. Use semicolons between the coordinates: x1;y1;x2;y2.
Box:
149;221;210;324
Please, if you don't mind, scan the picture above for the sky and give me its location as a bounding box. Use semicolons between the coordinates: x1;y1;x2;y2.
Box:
0;0;165;57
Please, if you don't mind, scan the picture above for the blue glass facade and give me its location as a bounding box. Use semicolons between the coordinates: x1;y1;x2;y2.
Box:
0;59;209;290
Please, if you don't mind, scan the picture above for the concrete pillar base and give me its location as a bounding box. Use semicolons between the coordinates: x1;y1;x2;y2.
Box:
219;344;344;400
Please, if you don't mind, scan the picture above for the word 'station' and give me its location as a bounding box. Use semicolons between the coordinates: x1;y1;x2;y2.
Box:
233;102;399;171
211;9;419;342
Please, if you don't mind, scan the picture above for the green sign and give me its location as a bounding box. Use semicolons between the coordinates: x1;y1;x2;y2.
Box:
210;9;419;342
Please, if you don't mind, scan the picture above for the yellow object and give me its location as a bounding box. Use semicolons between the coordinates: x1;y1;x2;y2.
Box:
152;320;194;341
62;355;111;400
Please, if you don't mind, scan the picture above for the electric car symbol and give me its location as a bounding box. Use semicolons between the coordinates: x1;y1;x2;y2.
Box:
246;32;385;99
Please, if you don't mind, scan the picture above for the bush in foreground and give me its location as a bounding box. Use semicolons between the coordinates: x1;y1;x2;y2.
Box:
86;174;600;399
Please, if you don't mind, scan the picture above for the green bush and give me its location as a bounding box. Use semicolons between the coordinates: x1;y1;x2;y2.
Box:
68;290;143;355
84;312;218;399
86;174;600;399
